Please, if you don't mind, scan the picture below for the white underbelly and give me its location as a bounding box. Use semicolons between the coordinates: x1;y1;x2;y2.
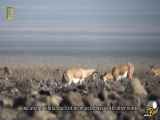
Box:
117;72;128;80
72;78;80;84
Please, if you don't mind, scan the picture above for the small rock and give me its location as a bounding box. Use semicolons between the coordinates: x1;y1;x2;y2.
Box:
83;94;102;106
71;111;90;120
34;111;57;120
92;111;105;120
110;81;126;93
0;108;17;120
0;96;3;113
98;89;108;101
65;92;84;106
108;91;121;100
31;90;39;97
46;95;62;106
3;97;14;108
118;112;135;120
13;96;27;108
11;88;19;95
16;111;32;120
103;111;117;120
16;79;32;94
59;112;72;120
145;77;160;98
130;78;148;96
92;111;117;120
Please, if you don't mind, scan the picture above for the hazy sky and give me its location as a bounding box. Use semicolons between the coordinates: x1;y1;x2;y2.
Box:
0;0;160;56
0;0;160;30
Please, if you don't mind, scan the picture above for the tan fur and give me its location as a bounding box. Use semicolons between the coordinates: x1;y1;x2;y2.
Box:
150;68;160;77
103;72;114;81
112;63;134;80
64;67;96;85
102;63;134;81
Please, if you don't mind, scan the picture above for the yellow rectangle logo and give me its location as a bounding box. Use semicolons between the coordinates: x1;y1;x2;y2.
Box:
6;6;15;21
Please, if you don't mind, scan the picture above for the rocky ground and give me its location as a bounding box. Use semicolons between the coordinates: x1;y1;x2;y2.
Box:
0;66;160;120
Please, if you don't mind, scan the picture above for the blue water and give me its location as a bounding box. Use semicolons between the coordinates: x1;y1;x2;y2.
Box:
0;31;160;57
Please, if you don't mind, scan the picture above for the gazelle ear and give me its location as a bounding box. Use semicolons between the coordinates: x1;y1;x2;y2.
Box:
127;63;134;80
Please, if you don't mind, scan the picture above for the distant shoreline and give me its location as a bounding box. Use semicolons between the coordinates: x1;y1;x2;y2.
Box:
0;55;159;68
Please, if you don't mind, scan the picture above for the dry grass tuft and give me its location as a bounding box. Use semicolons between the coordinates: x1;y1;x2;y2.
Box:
0;64;65;81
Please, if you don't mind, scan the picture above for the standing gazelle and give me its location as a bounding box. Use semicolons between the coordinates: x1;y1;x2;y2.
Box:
102;63;134;81
63;66;96;85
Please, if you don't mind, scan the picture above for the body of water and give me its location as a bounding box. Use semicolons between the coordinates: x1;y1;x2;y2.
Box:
0;31;160;58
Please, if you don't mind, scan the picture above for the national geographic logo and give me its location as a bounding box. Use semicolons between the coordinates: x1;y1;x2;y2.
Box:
144;100;160;120
0;6;15;24
6;6;15;21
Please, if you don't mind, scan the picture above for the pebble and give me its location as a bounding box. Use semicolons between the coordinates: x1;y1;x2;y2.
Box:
130;78;148;96
65;91;84;106
34;111;57;120
46;95;62;106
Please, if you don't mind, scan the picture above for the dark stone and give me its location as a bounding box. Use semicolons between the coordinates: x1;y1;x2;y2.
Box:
16;111;32;120
13;96;27;108
39;90;50;96
83;94;102;106
64;91;84;106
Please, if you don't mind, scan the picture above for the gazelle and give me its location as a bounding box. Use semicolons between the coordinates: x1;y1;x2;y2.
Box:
63;66;96;85
102;63;134;81
149;65;160;77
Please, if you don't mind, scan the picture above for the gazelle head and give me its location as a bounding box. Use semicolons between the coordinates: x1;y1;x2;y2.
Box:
146;65;156;76
84;69;98;80
102;72;113;81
